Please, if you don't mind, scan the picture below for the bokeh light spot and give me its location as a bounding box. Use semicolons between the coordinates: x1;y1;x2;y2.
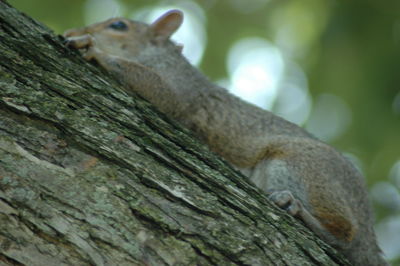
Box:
305;94;352;142
273;62;311;125
376;215;400;261
227;37;284;109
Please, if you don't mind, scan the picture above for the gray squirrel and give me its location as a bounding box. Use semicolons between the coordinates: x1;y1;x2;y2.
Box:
64;10;388;265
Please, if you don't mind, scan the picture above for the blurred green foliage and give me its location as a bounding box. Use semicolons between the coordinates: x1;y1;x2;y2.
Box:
8;0;400;262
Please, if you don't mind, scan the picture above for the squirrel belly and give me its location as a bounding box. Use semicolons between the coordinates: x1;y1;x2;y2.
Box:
64;9;388;266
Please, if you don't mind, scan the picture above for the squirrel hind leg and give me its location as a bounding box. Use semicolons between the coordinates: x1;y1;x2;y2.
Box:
268;190;351;248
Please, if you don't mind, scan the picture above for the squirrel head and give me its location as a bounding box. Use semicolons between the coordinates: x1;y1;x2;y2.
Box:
64;10;184;59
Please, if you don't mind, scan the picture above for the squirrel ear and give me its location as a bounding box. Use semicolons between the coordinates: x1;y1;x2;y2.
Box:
150;10;183;42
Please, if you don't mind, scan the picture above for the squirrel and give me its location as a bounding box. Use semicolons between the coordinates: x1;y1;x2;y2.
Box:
64;10;388;266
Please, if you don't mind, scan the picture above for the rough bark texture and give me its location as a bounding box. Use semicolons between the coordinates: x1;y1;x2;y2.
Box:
0;1;350;265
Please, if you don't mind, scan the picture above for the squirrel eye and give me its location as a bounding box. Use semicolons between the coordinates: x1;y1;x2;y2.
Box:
108;21;128;31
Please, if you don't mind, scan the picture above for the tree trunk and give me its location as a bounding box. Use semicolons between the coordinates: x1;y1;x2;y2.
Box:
0;1;349;265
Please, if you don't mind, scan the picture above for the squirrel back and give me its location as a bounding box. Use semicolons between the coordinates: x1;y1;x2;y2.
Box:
64;10;388;265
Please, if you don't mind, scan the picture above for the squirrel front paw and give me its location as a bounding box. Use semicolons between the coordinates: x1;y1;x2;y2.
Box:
64;34;93;49
64;34;102;61
268;190;304;217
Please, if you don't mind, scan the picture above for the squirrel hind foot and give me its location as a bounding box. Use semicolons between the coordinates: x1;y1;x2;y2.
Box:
268;190;303;217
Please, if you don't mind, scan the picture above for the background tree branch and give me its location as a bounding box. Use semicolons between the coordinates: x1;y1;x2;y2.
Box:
0;1;349;265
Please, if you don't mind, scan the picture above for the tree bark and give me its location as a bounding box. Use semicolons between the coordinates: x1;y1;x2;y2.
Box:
0;1;349;265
